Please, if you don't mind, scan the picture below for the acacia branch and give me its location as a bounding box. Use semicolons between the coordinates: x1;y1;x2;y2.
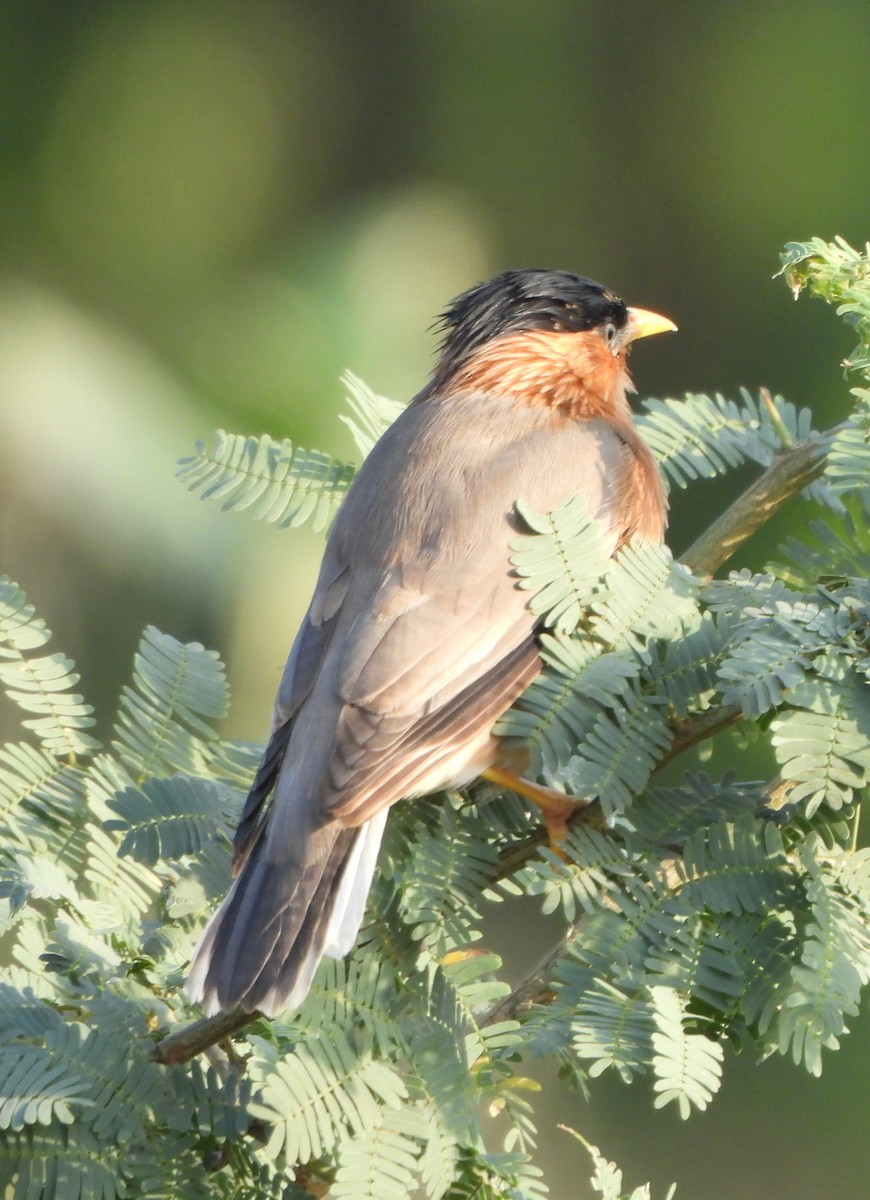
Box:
679;426;836;576
154;1007;261;1066
491;701;742;883
490;429;839;887
482;930;575;1027
152;423;835;1065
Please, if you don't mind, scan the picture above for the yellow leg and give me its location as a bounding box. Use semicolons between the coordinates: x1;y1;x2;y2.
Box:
481;765;589;849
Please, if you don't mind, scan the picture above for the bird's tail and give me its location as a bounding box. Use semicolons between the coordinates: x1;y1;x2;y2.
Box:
186;809;388;1016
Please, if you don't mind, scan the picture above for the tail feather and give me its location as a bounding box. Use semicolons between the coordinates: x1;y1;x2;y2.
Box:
322;809;388;958
186;813;386;1016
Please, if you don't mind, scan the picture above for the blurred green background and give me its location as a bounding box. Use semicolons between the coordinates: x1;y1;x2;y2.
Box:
1;2;868;1196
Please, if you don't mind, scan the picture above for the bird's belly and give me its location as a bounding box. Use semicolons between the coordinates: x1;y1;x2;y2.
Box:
408;730;501;797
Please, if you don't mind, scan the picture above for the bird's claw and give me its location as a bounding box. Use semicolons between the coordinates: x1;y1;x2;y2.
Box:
480;766;592;855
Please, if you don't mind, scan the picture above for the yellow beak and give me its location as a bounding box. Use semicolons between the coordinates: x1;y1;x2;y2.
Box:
626;306;678;341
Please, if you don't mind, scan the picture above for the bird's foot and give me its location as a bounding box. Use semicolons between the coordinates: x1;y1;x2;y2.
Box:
481;766;593;855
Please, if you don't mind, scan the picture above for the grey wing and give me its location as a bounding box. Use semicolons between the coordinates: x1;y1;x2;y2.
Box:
306;397;661;826
323;556;544;823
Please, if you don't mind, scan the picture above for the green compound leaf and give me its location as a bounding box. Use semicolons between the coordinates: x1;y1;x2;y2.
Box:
650;987;724;1118
511;496;610;633
248;1034;407;1166
112;626;228;780
770;671;870;816
177;429;356;532
105;774;230;866
338;370;407;459
0;577;98;758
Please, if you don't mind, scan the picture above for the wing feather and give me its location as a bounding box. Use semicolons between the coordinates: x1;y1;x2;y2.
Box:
262;392;665;830
330;638;541;825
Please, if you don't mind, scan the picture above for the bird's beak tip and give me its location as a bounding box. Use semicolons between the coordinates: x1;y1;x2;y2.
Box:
626;307;678;341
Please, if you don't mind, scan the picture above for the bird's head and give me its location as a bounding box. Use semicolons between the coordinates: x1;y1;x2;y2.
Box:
432;268;675;418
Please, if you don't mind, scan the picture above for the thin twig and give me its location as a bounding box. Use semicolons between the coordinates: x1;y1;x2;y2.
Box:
680;427;836;577
154;1007;262;1066
482;929;576;1027
658;702;742;765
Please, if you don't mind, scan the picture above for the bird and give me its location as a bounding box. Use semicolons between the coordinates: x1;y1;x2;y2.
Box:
186;268;675;1017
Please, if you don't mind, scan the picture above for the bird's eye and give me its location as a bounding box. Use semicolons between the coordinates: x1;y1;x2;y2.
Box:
603;322;618;345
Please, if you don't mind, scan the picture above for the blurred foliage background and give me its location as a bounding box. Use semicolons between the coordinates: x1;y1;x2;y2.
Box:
0;2;868;1196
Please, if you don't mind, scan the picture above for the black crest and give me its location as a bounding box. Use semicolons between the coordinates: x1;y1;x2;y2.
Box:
436;268;627;376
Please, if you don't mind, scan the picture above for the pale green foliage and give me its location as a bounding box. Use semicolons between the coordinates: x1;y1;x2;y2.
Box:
176;429;356;532
780;235;870;375
649;987;724;1117
247;1034;408;1164
1;237;870;1198
559;1127;676;1200
174;371;403;534
511;497;610;632
330;1107;424;1200
0;577;99;757
338;369;408;458
636;386;830;508
113;625;229;779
